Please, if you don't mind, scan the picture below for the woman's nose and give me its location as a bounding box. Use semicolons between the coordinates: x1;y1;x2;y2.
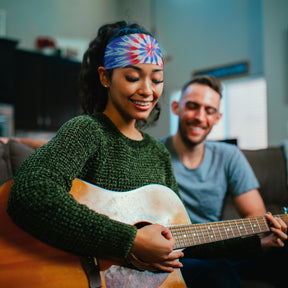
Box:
139;79;153;96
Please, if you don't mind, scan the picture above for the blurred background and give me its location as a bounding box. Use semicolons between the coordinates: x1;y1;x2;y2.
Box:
0;0;287;149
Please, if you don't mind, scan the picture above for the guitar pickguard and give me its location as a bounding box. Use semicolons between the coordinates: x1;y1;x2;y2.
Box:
104;265;169;288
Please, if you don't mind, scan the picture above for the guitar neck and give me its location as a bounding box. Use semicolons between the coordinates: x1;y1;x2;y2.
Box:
170;214;288;250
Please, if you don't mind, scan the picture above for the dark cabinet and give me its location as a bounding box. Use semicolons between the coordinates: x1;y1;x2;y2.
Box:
14;50;82;131
0;38;18;104
14;50;44;130
0;38;82;132
44;56;82;130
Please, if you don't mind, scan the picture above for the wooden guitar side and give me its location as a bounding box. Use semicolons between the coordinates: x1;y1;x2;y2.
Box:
0;179;189;288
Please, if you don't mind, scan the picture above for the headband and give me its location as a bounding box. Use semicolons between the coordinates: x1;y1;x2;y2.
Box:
103;33;163;69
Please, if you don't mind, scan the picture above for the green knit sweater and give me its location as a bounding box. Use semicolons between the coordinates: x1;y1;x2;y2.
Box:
7;113;179;259
7;113;262;262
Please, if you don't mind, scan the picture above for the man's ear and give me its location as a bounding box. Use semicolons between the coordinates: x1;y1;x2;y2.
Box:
214;112;222;125
98;66;110;88
171;101;180;116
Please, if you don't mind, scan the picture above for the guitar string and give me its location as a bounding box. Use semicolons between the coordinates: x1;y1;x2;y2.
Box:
169;214;288;249
172;215;288;248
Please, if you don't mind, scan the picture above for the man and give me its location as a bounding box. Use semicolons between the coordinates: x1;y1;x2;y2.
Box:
161;75;266;224
159;75;287;287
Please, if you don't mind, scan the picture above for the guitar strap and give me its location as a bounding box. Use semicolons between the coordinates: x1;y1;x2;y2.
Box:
79;256;102;288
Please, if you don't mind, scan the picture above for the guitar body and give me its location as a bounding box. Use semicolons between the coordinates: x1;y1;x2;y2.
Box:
0;179;189;288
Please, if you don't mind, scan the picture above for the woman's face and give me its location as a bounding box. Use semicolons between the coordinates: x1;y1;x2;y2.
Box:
101;63;164;124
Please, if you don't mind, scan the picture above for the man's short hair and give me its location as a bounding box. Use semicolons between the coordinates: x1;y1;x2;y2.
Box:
181;75;223;98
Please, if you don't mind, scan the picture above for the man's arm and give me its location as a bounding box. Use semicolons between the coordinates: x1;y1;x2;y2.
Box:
233;189;266;218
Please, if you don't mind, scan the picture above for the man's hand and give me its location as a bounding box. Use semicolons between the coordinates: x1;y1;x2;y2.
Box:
260;212;288;250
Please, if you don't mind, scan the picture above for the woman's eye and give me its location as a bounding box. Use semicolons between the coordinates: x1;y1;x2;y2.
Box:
126;76;138;82
153;79;164;84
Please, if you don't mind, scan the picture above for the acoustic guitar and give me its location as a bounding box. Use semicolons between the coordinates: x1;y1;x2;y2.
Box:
0;179;287;288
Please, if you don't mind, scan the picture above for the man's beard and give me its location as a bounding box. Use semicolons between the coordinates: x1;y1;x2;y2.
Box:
178;123;207;148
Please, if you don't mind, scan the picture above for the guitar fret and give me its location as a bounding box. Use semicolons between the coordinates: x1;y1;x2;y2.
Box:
253;218;263;233
202;224;212;243
249;218;255;233
229;221;235;237
194;226;202;245
189;226;198;246
247;218;256;234
235;220;244;237
170;214;287;250
182;226;190;247
206;224;217;242
255;218;262;232
216;222;223;240
241;218;248;234
204;225;214;241
174;227;185;248
222;222;229;238
185;226;195;247
199;224;206;244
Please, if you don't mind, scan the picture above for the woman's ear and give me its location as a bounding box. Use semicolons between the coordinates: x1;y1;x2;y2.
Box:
98;66;110;88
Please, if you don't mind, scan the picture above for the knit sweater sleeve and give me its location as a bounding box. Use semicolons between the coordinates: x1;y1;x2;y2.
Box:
7;116;137;259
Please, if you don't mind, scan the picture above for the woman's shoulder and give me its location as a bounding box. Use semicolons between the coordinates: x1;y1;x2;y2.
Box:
50;114;107;147
64;114;98;127
143;133;172;156
59;114;108;133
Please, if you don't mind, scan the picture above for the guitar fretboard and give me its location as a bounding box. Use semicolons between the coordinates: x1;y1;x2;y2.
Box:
170;214;288;249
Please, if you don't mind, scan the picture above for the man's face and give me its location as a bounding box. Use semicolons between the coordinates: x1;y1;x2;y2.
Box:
172;83;222;147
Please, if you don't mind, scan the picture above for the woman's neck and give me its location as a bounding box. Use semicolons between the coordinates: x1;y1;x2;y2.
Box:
103;111;143;141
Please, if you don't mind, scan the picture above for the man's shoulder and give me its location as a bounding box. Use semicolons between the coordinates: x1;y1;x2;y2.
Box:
205;140;241;159
157;135;174;152
158;135;171;144
206;140;239;152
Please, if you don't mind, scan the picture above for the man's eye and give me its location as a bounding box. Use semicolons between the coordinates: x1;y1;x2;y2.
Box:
187;104;198;110
206;108;217;115
126;76;138;82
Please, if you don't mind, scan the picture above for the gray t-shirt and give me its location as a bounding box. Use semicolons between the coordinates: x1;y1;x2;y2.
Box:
159;136;259;223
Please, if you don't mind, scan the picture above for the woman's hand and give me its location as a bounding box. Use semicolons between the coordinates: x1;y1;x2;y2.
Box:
260;212;288;250
130;224;184;272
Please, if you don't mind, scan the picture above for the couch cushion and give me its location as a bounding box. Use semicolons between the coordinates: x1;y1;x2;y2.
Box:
7;139;34;175
0;141;13;185
242;147;288;214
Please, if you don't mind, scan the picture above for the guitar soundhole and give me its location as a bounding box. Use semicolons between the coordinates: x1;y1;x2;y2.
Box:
134;221;151;229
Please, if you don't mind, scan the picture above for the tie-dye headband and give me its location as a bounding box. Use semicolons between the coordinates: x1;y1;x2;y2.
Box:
103;33;163;69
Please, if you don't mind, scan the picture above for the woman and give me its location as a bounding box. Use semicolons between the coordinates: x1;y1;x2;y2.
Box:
7;21;183;273
7;21;287;286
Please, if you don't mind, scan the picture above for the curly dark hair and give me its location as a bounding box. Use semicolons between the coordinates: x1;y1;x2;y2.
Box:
78;20;161;129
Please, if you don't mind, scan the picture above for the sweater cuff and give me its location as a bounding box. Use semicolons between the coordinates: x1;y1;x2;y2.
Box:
183;235;263;260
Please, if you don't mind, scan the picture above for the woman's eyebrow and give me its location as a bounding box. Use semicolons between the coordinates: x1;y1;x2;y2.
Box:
123;65;141;71
122;65;163;73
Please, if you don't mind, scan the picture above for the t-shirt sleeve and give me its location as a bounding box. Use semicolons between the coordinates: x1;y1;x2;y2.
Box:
227;147;259;197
